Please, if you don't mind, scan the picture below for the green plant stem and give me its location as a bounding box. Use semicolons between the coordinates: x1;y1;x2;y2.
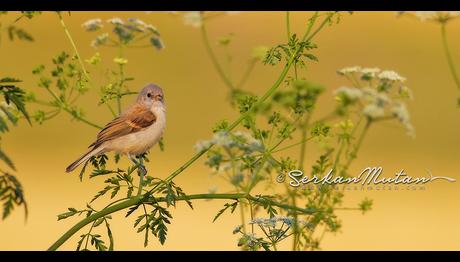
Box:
298;113;312;170
48;193;316;251
239;201;247;234
441;22;460;91
56;12;117;117
237;59;256;88
48;195;141;251
63;107;103;129
286;11;291;40
43;86;103;129
201;21;235;91
117;45;125;115
342;119;371;171
137;158;145;196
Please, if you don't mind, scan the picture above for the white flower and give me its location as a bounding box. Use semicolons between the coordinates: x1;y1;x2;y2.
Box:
144;24;160;35
194;139;213;152
107;17;124;25
338;66;361;75
391;102;410;123
360;67;381;78
334;86;363;101
363;104;385;119
82;18;103;31
212;131;233;147
378;70;406;82
249;218;266;225
414;11;460;22
362;88;391;106
234;131;264;151
275;216;294;226
392;102;415;138
183;11;202;28
91;33;109;48
414;11;438;21
216;163;232;173
128;18;146;27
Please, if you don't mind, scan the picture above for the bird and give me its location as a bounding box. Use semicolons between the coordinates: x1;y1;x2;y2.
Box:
65;83;166;173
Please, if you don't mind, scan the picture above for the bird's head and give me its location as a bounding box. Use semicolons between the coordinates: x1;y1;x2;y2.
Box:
137;83;165;108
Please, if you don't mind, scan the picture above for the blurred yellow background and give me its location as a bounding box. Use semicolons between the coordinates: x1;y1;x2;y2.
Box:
0;11;459;250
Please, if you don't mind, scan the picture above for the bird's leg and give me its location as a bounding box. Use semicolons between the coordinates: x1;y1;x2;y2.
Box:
127;153;147;176
136;155;148;176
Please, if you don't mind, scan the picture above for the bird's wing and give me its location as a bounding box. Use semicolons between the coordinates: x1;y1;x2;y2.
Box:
89;105;156;149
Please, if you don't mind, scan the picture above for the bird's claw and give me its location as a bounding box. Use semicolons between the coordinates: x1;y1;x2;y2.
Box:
138;165;148;176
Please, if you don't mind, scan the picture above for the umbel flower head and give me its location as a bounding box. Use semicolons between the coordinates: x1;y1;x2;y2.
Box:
335;66;415;138
162;11;240;28
82;17;163;50
397;11;460;24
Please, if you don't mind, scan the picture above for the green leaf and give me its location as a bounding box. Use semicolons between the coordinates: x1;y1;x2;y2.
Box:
90;186;112;203
0;77;22;83
0;148;15;170
213;201;238;222
0;105;18;125
57;208;78;220
105;220;114;251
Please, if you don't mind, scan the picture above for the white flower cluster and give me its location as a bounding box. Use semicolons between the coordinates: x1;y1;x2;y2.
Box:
334;86;363;101
194;131;263;153
414;11;460;23
335;66;415;138
183;12;202;28
82;18;103;31
91;33;108;48
181;11;240;28
248;216;309;228
338;66;406;83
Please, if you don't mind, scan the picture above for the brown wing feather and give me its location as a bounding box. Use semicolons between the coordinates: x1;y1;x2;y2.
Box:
89;105;156;149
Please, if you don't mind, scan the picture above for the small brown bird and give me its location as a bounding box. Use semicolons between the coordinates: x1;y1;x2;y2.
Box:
66;83;166;173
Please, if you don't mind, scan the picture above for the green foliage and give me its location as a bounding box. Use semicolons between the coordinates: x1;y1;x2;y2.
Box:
0;172;27;220
213;201;238;222
359;198;373;214
263;34;318;67
0;77;31;170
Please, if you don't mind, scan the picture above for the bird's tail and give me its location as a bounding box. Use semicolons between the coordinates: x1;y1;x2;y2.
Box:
66;147;104;173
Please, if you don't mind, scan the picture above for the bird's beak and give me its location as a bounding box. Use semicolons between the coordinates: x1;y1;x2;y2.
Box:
155;95;163;102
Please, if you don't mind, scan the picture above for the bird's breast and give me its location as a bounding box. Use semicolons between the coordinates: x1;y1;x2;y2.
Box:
107;105;166;155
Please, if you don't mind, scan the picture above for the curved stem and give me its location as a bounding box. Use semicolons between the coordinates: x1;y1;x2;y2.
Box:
48;196;142;251
237;60;256;89
201;21;235;91
48;193;316;251
441;22;460;91
343;118;371;172
62;107;103;129
137;157;145;196
43;86;102;129
286;11;291;40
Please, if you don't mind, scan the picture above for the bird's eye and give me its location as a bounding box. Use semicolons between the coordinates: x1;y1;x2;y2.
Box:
147;93;152;98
